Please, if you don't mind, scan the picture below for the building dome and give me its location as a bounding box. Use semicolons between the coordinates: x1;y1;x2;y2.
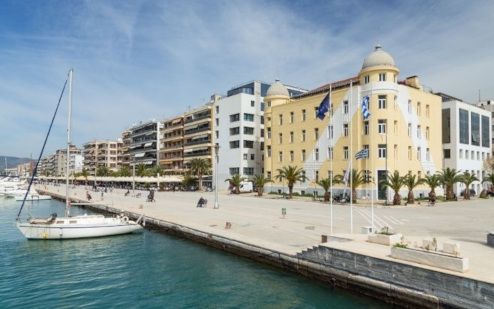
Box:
362;45;396;70
266;80;289;97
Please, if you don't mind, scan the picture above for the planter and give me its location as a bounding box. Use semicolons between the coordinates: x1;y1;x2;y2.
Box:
368;233;402;246
488;233;494;247
391;246;469;273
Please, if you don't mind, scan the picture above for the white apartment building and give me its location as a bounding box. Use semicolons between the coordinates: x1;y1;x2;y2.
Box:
214;80;306;189
441;93;492;195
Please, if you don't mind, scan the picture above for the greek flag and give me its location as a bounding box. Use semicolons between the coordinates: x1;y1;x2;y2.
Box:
361;96;370;120
355;148;369;160
316;93;330;120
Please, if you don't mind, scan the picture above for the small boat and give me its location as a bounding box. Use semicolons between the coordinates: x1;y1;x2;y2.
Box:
15;194;52;201
16;69;143;240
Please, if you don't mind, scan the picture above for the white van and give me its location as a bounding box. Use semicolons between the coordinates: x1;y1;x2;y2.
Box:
239;181;253;193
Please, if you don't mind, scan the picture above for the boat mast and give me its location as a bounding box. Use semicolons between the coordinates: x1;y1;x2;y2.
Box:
65;69;73;217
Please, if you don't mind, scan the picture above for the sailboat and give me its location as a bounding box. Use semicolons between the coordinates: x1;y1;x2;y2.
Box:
16;69;143;240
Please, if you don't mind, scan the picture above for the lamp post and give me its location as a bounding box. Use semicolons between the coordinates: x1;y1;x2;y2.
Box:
214;143;219;209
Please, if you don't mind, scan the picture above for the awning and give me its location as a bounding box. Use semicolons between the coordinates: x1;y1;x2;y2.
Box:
191;134;208;140
134;153;145;158
172;119;182;125
144;142;153;147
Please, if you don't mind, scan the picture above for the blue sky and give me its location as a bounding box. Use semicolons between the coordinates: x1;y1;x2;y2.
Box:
1;0;493;157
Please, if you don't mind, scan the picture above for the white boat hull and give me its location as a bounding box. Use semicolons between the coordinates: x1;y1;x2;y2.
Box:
17;215;143;239
15;194;52;201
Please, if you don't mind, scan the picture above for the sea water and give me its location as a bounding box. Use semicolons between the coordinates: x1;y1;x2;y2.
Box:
0;198;387;308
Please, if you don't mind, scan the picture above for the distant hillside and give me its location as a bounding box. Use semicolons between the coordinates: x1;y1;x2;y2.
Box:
0;156;33;171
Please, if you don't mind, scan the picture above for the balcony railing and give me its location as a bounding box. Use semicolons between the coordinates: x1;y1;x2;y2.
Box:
184;126;210;135
184;150;211;158
184;113;210;124
184;138;210;146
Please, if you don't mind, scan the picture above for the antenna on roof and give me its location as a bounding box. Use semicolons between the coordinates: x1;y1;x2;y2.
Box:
478;89;481;102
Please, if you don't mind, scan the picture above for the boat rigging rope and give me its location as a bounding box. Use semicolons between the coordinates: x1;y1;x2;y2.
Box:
16;77;68;221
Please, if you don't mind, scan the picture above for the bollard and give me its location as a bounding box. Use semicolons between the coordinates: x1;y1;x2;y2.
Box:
321;235;328;243
281;208;286;218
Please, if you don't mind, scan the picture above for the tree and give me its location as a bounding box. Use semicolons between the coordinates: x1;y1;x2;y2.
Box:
348;169;369;202
189;158;211;191
136;164;151;177
252;174;272;197
149;165;164;177
225;174;245;194
96;165;110;177
380;170;404;205
403;173;423;204
182;173;197;189
483;172;494;192
275;165;307;198
118;165;131;177
439;168;462;200
423;173;441;200
460;171;478;200
81;168;89;185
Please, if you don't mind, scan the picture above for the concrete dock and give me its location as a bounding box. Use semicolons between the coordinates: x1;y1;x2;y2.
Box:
36;184;494;309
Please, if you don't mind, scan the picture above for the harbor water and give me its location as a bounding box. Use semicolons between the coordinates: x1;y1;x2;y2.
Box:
0;198;387;308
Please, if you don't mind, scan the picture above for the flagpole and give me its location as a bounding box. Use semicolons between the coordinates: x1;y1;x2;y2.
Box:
329;85;333;235
370;84;374;233
349;80;353;234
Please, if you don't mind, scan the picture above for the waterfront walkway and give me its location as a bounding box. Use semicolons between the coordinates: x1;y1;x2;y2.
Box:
37;184;494;284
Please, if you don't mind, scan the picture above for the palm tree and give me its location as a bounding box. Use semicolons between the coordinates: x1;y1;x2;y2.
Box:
225;174;245;194
380;170;404;205
118;165;131;177
403;173;423;204
422;173;441;201
316;178;331;202
182;173;197;189
275;165;307;198
460;171;478;200
149;165;164;177
439;168;462;200
348;169;369;202
483;173;494;192
189;158;211;191
136;164;151;177
252;174;272;197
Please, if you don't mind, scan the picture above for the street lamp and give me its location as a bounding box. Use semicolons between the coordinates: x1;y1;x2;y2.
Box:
214;143;219;209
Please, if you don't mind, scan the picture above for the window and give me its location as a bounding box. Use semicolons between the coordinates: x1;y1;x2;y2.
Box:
471;112;480;146
243;140;254;148
230;140;239;149
364;144;370;158
314;107;319;118
364;121;369;135
315;171;319;182
290;151;294;162
343;101;349;114
315;148;319;161
261;129;264;138
394;120;398;133
426;148;430;161
243;167;254;175
426;104;430;118
290;131;294;143
328;125;334;139
417;125;421;138
230;113;240;122
364;75;369;84
279;114;283;125
314;128;319;140
267;171;271;178
442;108;451;143
302;149;306;161
229;167;240;175
408;123;411;137
215;106;219;113
278;133;283;144
417;147;421;160
244;113;254;121
458;109;469;144
243;127;254;135
278;151;283;162
378;95;387;109
301;130;306;142
302;109;306;121
444;149;451;159
328;147;333;159
267;127;271;139
344;146;349;160
378;144;387;158
408;146;412;160
250;100;255;107
243;153;248;160
251;154;255;160
260;102;265;111
343;124;349;136
328;170;333;179
394;144;398;158
466;150;469;159
459;149;463;159
379;73;386;81
260;116;264;124
290;112;294;123
215;118;219;126
417;102;421;116
378;120;386;134
267;146;271;157
215;130;219;138
230;127;240;135
482;115;490;147
408;100;412;113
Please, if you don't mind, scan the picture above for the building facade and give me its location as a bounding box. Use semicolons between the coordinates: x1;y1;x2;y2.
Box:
160;115;185;174
477;100;494;156
121;129;132;167
127;121;160;167
441;94;492;194
265;45;443;199
83;140;123;175
214;81;306;188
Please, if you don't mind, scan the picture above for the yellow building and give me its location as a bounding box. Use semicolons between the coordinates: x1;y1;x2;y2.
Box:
264;45;442;199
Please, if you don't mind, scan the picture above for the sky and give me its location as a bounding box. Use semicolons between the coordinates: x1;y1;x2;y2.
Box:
1;0;493;158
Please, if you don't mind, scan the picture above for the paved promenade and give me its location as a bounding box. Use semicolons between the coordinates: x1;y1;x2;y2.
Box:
38;184;494;283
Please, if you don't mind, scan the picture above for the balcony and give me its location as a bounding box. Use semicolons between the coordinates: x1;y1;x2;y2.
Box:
184;113;211;124
184;138;210;146
184;125;210;136
183;150;211;158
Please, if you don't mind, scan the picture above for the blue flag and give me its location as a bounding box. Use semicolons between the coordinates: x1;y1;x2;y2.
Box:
361;96;370;120
316;93;330;120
